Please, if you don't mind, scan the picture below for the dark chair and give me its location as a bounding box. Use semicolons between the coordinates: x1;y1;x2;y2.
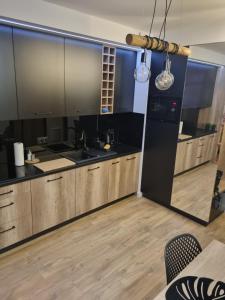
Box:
164;233;202;284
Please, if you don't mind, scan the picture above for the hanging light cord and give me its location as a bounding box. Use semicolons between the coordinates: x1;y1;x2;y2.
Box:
159;0;173;40
148;0;158;37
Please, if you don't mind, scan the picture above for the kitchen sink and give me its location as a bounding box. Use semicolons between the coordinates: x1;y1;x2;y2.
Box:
61;149;117;164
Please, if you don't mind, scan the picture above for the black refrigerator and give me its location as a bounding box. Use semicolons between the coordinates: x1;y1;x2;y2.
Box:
141;52;188;206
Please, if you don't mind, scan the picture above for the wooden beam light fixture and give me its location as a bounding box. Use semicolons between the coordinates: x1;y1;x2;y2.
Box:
126;34;191;57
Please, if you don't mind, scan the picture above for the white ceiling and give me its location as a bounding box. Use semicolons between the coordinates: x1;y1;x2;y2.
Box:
199;43;225;55
44;0;225;34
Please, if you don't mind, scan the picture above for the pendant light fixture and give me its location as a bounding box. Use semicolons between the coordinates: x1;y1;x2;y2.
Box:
134;49;151;82
134;0;158;83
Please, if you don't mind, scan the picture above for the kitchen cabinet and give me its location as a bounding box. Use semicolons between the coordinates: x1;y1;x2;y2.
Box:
114;48;137;113
0;25;18;121
108;158;122;202
76;161;109;215
0;181;32;249
174;134;217;175
31;170;76;234
174;142;187;175
13;28;65;119
65;39;102;116
0;216;32;249
0;181;31;225
119;153;140;197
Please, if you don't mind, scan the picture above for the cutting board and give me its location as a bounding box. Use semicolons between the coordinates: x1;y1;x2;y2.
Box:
34;158;75;172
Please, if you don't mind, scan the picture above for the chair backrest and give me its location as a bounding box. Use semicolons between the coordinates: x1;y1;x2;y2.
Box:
164;233;202;284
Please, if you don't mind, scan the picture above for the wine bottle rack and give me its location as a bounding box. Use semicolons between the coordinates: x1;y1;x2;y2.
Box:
100;45;116;114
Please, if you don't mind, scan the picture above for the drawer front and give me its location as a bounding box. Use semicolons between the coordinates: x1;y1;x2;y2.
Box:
0;192;31;226
0;181;31;225
0;215;32;249
0;181;30;200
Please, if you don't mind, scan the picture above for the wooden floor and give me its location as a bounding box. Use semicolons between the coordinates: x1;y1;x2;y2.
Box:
1;196;225;300
171;162;217;222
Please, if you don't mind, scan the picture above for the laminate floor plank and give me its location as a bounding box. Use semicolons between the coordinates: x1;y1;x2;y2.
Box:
0;196;225;300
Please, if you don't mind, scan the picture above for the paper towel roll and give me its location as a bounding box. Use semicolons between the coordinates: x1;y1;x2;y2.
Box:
14;142;24;166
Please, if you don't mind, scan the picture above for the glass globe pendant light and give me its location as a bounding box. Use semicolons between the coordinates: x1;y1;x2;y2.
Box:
155;53;174;90
134;49;151;83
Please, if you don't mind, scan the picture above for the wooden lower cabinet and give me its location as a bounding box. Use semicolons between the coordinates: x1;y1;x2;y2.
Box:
174;142;187;175
108;153;140;202
119;153;140;198
175;134;218;175
76;161;109;215
31;169;76;234
0;215;32;249
0;152;141;249
0;181;32;225
108;158;122;202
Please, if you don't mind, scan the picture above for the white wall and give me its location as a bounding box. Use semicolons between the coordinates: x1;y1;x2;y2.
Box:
190;46;225;66
0;0;138;44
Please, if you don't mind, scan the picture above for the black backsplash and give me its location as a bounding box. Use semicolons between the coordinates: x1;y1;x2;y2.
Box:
0;113;144;163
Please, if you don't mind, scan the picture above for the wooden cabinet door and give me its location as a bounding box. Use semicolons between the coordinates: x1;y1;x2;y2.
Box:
174;142;187;175
13;28;65;119
0;25;18;121
76;161;109;215
65;38;102;116
119;153;140;198
31;170;76;234
205;134;217;161
108;158;122;202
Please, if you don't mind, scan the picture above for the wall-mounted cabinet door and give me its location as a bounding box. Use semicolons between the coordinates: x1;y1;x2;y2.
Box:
0;25;18;121
114;48;137;113
13;28;65;119
65;39;102;116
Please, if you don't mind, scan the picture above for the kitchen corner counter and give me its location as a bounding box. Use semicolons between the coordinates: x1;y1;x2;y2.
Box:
178;129;217;142
0;144;141;188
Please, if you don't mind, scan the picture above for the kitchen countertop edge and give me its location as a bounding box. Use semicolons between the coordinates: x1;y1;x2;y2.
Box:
0;147;141;188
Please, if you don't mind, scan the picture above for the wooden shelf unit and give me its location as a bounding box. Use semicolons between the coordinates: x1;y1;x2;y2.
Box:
100;45;116;114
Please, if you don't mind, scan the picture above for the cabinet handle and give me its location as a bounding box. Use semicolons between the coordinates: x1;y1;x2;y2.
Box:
0;190;13;197
88;166;100;171
186;142;193;144
112;161;120;165
47;176;63;182
0;202;14;209
126;157;136;161
0;226;16;234
34;112;53;116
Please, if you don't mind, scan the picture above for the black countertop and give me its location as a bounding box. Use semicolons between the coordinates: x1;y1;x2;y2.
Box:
178;129;217;142
0;144;141;188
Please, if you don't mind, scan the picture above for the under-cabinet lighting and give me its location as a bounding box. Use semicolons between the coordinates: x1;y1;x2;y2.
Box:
0;16;141;52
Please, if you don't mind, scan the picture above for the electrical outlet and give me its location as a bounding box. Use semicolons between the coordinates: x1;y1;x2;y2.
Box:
37;136;48;145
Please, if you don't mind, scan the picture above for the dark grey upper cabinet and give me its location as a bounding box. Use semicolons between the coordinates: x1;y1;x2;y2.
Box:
114;49;137;113
0;25;18;121
13;28;65;119
65;38;102;116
